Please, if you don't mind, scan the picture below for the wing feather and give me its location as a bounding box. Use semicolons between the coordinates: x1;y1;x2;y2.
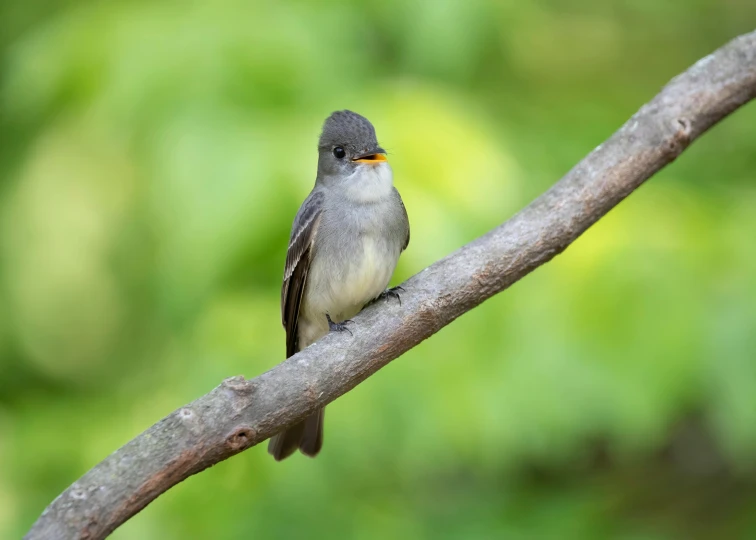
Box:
281;190;324;358
396;188;410;251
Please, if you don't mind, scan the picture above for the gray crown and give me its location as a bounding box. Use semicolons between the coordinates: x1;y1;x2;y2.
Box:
318;110;381;154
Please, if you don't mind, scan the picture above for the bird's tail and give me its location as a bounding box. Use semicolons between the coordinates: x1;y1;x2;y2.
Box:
267;408;324;461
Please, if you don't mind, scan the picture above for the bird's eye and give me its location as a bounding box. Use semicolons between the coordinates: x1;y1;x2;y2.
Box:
333;147;346;159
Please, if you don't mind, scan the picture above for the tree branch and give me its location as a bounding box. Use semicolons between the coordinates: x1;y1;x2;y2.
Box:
26;30;756;540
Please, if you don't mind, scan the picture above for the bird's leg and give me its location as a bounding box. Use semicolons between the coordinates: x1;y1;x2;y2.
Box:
326;314;353;336
376;286;405;306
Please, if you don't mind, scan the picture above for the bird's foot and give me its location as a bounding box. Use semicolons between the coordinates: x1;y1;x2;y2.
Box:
377;286;405;306
326;314;353;336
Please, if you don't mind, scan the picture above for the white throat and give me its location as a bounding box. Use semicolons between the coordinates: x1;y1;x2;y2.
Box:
342;163;394;203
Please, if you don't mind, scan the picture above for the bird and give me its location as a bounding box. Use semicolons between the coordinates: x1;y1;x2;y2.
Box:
267;110;410;461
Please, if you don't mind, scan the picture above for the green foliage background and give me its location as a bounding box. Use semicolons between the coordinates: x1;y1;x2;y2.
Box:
2;1;756;538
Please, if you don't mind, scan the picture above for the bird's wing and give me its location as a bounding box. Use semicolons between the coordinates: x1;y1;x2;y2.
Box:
396;188;410;251
281;190;324;358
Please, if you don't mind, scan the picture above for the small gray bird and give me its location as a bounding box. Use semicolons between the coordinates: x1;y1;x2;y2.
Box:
268;110;410;461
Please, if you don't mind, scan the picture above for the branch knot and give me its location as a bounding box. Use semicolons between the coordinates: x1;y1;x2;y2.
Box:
225;427;256;451
222;376;256;396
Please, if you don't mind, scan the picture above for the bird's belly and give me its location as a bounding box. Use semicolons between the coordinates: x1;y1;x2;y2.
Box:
299;235;398;348
336;236;394;313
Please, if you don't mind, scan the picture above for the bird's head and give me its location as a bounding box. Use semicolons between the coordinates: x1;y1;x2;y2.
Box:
316;110;389;183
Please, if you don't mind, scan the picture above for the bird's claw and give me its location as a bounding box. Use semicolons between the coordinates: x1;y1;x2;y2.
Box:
326;314;353;336
378;286;405;306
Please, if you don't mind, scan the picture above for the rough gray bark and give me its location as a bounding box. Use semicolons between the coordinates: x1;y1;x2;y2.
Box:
26;30;756;540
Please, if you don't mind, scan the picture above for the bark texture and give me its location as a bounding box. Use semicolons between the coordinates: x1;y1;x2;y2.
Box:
26;30;756;540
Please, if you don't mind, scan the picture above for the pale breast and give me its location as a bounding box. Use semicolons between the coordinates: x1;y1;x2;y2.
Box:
337;235;396;315
298;232;400;350
302;233;398;326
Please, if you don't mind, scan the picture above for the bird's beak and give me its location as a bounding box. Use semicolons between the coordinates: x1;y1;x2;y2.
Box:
352;152;388;164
